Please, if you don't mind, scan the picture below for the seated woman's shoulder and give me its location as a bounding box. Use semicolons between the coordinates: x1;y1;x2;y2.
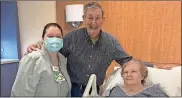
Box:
146;83;161;90
143;83;169;97
112;86;121;90
109;86;127;97
110;86;122;93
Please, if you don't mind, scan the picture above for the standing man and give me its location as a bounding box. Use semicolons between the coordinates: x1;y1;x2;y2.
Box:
62;2;132;96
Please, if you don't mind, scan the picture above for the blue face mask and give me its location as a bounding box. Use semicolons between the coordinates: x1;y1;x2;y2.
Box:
44;37;63;52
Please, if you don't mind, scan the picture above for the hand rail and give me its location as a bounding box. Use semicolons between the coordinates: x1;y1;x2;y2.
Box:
83;74;98;97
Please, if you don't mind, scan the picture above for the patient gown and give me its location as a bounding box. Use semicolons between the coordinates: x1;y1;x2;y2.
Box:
109;84;168;97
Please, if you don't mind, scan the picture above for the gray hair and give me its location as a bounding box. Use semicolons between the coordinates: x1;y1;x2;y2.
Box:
121;59;148;85
84;2;104;17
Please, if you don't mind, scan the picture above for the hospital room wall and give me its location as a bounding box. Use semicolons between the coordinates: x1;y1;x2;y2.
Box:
18;1;56;56
100;1;181;64
56;1;91;36
56;1;181;78
100;1;181;77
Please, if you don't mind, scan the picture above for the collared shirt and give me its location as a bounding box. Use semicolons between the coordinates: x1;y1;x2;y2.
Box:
60;27;132;86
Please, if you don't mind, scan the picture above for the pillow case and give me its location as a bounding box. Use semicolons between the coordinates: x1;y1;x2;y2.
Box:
146;66;181;96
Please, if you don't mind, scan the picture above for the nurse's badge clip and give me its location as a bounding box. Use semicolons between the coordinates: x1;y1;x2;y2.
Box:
52;66;65;84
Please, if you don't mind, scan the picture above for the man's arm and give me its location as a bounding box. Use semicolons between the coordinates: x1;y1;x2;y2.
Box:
60;32;72;58
112;39;132;66
139;60;154;67
112;39;172;69
112;39;155;67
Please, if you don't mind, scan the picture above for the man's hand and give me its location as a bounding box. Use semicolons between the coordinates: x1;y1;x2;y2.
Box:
153;64;173;70
24;43;42;55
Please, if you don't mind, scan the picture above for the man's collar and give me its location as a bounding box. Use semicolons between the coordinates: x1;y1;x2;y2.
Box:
84;27;103;42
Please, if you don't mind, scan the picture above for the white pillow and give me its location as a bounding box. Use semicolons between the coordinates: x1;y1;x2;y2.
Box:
146;66;181;96
102;66;181;96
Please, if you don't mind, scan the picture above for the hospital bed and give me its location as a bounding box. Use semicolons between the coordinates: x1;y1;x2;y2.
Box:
83;66;181;97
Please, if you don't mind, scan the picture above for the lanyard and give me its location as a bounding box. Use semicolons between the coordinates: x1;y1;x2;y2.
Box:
52;66;65;84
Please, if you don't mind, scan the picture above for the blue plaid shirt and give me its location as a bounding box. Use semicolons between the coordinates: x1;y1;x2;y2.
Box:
60;27;132;86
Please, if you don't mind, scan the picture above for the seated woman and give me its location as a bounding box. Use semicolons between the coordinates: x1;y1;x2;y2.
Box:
109;59;168;97
11;23;71;97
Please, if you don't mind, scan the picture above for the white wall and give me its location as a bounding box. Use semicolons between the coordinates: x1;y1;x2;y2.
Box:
17;1;56;57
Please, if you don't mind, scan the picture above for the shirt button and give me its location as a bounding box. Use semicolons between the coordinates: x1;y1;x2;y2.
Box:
92;46;93;48
90;55;92;57
86;74;89;77
89;65;91;67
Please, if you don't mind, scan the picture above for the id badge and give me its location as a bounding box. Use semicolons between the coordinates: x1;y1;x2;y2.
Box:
53;66;66;84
